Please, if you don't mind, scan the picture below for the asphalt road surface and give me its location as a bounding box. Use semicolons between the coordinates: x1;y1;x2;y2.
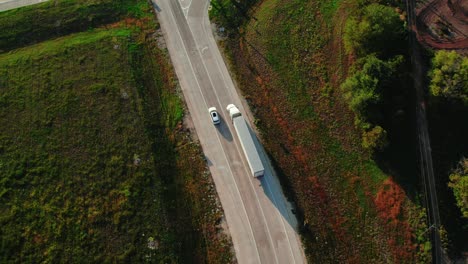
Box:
153;0;306;263
0;0;47;12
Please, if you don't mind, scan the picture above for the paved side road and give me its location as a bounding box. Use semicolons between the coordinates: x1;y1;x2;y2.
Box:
0;0;48;12
154;0;307;263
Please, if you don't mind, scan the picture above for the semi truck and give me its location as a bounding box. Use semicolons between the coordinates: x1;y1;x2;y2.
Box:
226;104;265;177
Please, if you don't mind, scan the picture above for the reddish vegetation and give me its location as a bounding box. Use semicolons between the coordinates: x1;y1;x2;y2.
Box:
252;63;354;256
374;179;417;262
416;0;468;50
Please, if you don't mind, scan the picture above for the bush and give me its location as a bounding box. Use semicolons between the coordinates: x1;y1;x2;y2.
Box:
429;50;468;104
448;158;468;218
209;0;258;32
362;125;388;150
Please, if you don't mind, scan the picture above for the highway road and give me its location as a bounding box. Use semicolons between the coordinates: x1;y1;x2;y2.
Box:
0;0;47;12
153;0;306;263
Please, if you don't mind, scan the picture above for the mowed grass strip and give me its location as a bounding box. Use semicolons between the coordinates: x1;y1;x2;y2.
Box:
0;28;180;263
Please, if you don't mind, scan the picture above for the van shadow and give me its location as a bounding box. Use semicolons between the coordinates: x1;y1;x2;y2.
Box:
216;115;233;142
150;0;162;12
246;122;299;230
204;155;212;167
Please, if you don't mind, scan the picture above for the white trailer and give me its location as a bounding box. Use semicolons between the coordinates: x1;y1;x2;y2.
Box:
226;104;265;177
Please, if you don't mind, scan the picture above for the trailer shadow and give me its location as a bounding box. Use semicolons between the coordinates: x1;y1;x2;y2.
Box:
246;123;300;230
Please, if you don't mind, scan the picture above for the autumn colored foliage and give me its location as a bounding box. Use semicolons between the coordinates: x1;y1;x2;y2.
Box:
375;179;418;262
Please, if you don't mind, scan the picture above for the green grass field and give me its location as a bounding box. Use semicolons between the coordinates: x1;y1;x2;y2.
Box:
0;27;179;262
0;1;232;263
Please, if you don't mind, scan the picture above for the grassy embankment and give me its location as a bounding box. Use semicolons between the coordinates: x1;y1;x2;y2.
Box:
0;1;232;263
212;0;429;262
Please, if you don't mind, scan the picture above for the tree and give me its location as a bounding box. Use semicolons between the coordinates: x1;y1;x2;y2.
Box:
342;69;380;114
429;51;468;104
448;158;468;218
210;0;257;31
344;4;406;57
341;54;403;127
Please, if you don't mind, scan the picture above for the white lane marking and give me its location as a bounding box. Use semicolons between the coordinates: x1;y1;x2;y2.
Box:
182;7;189;17
164;1;262;263
178;0;192;18
185;3;280;264
198;1;300;262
